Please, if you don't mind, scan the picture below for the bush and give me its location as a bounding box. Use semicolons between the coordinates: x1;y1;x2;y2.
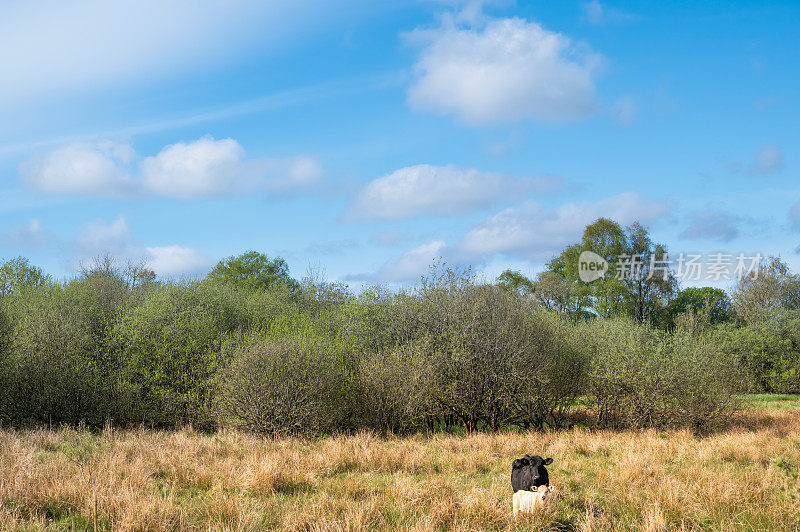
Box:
372;270;589;431
0;283;113;426
581;318;742;430
109;282;248;428
215;339;349;436
356;343;437;434
708;311;800;393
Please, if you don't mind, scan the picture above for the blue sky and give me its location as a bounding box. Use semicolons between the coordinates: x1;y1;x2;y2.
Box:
1;0;798;288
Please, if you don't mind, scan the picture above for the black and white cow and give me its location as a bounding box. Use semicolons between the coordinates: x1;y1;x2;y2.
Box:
511;454;553;492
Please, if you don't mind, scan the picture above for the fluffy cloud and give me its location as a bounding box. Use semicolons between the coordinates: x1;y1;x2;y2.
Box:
141;137;249;198
347;164;563;220
65;215;210;277
21;136;324;198
1;218;50;249
749;144;784;174
361;192;669;282
407;15;600;125
679;210;743;242
145;245;212;277
20;140;135;196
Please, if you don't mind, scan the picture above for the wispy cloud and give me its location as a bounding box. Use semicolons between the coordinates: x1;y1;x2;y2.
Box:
0;72;402;157
581;1;637;25
1;218;51;249
790;201;800;230
679;210;745;242
612;95;637;126
0;0;370;107
355;192;670;281
749;144;784;174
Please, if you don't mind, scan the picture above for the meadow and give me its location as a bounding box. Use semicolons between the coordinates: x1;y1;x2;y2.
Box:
1;396;799;531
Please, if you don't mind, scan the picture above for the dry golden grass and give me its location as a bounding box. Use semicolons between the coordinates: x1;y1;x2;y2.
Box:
2;410;800;531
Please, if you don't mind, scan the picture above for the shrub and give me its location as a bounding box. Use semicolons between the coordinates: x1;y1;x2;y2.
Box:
581;318;742;430
109;282;247;428
380;270;588;431
0;283;112;426
708;310;800;393
215;339;349;436
356;343;437;434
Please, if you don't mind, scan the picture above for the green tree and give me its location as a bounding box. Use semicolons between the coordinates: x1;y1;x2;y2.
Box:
668;287;732;326
0;257;50;297
622;222;678;323
206;251;299;292
546;219;677;321
496;270;535;296
532;271;576;313
545;244;594;315
732;256;800;324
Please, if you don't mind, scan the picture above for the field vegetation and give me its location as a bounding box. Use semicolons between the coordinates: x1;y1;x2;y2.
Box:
1;400;799;530
1;218;800;529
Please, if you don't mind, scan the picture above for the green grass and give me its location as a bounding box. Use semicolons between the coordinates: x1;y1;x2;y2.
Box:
743;393;800;410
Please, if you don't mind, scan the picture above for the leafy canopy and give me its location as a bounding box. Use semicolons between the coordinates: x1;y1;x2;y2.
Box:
206;251;299;292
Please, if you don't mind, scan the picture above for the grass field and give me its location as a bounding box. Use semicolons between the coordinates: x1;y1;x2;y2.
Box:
1;396;800;531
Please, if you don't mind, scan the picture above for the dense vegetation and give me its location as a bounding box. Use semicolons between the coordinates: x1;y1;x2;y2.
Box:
0;218;798;435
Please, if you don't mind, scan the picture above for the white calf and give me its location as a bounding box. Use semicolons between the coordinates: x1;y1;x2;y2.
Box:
512;484;551;519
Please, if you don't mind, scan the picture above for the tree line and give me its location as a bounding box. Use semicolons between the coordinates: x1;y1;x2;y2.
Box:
0;219;798;435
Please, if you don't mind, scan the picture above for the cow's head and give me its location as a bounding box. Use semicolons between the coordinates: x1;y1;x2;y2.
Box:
524;454;553;485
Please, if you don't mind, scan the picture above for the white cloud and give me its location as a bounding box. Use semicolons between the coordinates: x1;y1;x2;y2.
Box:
263;156;326;192
365;240;448;282
358;192;670;281
679;210;743;242
141;136;250;198
64;215;209;277
457;192;669;261
145;245;212;277
73;216;133;256
407;15;600;125
20;140;135;196
21;136;325;198
749;144;784;174
613;95;636;126
581;1;636;25
347;164;563;220
1;218;51;249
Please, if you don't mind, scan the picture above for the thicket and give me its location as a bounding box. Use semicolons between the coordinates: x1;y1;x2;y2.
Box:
0;256;792;434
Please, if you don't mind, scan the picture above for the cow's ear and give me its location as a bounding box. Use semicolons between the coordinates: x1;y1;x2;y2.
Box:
543;458;553;465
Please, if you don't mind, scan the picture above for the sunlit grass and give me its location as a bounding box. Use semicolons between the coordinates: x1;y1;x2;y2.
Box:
743;393;800;410
1;406;799;530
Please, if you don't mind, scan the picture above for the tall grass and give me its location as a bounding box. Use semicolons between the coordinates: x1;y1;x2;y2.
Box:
1;406;799;530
